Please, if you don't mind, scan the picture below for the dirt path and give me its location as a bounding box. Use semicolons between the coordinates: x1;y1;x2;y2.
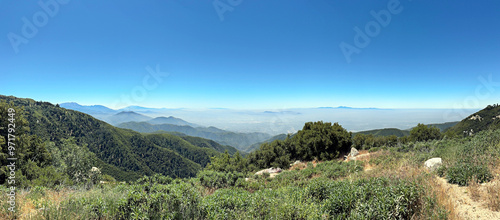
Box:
435;176;500;220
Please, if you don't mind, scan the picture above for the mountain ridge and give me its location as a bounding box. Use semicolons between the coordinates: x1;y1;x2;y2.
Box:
117;121;271;150
1;95;239;181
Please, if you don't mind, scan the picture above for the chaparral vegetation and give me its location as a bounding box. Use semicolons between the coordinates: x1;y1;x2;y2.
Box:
1;96;500;219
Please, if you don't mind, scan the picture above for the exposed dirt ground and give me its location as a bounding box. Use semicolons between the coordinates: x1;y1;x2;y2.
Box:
434;176;500;220
272;150;500;219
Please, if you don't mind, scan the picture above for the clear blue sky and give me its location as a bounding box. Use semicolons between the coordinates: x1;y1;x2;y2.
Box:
1;0;499;109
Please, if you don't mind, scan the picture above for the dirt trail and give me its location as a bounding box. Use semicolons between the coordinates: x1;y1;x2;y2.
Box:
344;150;377;171
435;176;500;220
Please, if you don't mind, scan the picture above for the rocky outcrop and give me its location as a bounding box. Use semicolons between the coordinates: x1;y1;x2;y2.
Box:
469;115;483;121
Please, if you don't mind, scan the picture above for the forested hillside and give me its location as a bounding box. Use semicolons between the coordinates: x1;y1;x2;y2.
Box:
242;133;290;153
3;98;500;219
107;111;152;125
447;104;500;136
0;95;237;183
147;116;199;127
118;121;271;150
355;128;410;137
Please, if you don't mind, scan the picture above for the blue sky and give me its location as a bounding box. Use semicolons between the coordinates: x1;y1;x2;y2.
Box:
1;0;499;109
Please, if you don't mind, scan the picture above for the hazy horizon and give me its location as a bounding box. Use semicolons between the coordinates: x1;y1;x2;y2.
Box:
55;101;479;135
2;1;499;110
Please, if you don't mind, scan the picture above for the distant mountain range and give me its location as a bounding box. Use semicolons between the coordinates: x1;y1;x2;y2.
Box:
1;95;240;181
118;121;271;151
242;133;291;153
355;128;410;137
60;102;198;126
148;116;198;127
317;106;380;110
61;102;495;151
60;102;117;114
61;103;268;150
354;121;460;137
108;111;152;125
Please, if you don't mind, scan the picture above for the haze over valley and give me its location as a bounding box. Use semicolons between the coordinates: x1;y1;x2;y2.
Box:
60;102;477;136
2;1;500;219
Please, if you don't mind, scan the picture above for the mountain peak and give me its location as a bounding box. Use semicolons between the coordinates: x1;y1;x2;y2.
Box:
116;111;140;115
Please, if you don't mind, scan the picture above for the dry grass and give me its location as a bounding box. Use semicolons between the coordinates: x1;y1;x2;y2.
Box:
15;188;74;220
486;177;500;211
364;151;458;219
428;176;459;220
467;176;482;202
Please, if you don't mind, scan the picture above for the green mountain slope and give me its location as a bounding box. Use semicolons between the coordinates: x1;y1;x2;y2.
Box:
354;121;460;138
108;111;152;125
148;116;198;127
242;133;290;153
143;133;221;167
178;135;239;155
447;104;500;136
117;121;271;150
426;121;459;132
355;128;410;137
0;95;232;181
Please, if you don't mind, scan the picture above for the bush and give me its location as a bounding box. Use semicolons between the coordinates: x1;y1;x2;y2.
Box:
315;160;363;179
446;161;492;186
410;124;442;142
197;170;245;189
202;188;251;219
118;182;203;219
202;186;320;219
135;174;173;185
436;165;447;177
318;178;423;219
101;174;116;183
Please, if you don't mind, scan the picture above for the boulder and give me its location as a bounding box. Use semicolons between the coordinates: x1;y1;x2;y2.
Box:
255;167;282;175
349;147;359;157
91;167;101;173
424;158;442;171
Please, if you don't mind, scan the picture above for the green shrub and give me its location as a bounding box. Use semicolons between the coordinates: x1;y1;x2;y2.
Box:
197;170;245;189
319;178;423;219
315;160;363;179
202;188;251;219
135;174;173;185
202;187;321;219
40;185;129;219
118;182;203;219
262;172;270;179
101;174;116;183
436;165;447;177
446;161;492;186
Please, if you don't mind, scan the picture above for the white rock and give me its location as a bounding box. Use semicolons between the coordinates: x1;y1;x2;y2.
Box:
91;167;101;173
349;147;359;157
255;167;282;175
424;158;442;170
